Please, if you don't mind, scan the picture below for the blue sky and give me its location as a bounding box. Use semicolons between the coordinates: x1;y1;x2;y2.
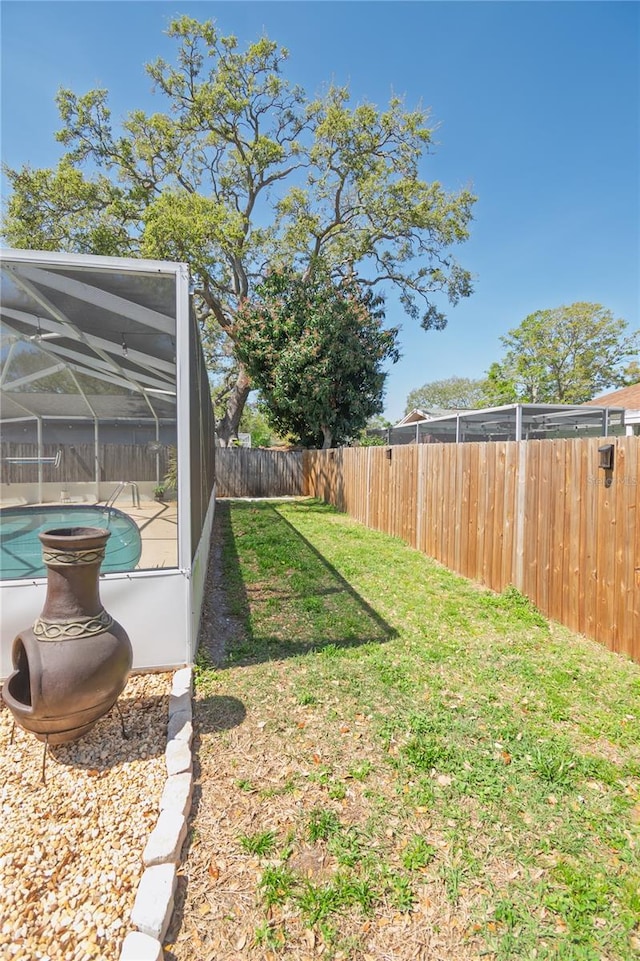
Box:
1;1;638;422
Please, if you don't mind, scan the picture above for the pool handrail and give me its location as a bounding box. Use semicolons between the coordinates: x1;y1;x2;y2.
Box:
104;481;141;512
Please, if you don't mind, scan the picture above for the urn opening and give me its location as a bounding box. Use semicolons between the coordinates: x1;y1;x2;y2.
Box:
44;526;103;538
7;640;31;707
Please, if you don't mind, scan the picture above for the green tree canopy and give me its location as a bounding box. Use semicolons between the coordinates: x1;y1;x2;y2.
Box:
481;361;519;407
239;402;278;449
233;267;399;448
366;414;393;429
1;16;476;444
621;361;640;386
404;375;489;414
482;303;638;406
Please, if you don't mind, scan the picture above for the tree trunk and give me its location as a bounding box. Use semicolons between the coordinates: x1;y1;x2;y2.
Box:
216;365;252;447
321;426;333;449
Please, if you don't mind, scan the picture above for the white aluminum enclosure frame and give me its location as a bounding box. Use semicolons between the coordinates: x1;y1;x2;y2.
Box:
0;249;216;679
380;403;626;445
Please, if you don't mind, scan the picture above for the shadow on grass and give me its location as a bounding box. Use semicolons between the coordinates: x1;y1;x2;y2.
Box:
195;693;246;731
207;500;396;668
165;498;395;953
30;692;245;777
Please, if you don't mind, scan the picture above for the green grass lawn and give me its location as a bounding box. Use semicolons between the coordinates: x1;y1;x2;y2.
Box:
183;498;640;961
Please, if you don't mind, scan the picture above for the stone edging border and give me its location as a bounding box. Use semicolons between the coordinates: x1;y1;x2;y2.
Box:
118;666;194;961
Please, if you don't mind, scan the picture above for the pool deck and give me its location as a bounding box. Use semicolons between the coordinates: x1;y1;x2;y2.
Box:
124;500;178;569
0;499;179;573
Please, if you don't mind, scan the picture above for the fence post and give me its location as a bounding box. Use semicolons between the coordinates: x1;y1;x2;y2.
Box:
513;442;527;591
416;445;424;552
366;447;371;528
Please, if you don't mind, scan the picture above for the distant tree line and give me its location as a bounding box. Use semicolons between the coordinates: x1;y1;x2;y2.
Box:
403;302;639;417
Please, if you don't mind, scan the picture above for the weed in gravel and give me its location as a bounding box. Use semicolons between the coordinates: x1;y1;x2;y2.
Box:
235;778;255;792
239;830;277;857
327;826;365;867
440;865;464;905
402;835;437;870
307;807;342;842
298;879;349;924
259;777;298;798
253;920;287;951
383;871;415;912
259;865;297;907
295;689;318;705
328;781;347;800
529;743;578;788
349;760;373;781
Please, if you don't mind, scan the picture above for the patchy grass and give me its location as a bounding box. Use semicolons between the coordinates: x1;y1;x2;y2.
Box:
167;499;640;961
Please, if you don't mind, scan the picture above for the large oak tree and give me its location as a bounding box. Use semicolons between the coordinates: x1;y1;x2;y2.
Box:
2;16;476;445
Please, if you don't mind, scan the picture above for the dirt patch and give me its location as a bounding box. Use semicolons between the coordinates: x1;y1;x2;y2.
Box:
197;502;247;667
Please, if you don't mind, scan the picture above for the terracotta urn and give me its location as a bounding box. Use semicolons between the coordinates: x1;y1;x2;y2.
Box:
1;527;132;744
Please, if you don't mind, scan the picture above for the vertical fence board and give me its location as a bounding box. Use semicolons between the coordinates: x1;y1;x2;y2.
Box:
458;445;469;575
536;443;552;617
581;440;599;640
490;444;506;591
522;442;539;604
455;446;467;576
595;446;617;651
548;440;566;624
416;445;425;555
612;441;627;653
441;445;453;571
475;444;489;586
436;445;448;567
630;439;640;660
466;444;479;582
501;442;518;592
563;440;582;633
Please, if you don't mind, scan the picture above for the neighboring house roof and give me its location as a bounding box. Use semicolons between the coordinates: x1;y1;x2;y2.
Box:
585;384;640;408
395;409;432;426
395;408;462;427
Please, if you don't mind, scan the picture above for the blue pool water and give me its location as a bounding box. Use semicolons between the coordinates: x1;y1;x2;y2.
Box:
0;505;142;580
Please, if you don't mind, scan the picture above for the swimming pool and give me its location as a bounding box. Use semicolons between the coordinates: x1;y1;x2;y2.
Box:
0;505;142;580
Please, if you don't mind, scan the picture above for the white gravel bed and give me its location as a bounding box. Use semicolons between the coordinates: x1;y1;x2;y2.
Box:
0;671;173;961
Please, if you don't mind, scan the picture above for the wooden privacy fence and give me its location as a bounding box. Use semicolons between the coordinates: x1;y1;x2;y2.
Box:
1;443;170;484
304;438;640;664
215;448;305;498
39;440;632;661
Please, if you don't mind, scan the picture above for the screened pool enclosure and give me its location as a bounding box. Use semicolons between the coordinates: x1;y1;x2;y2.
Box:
373;404;626;446
0;249;216;679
